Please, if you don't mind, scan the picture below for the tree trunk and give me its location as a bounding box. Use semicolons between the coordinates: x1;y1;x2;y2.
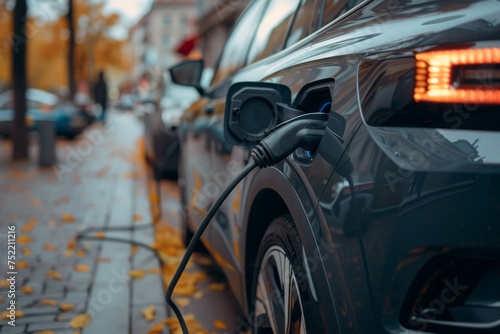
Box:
67;0;76;100
12;0;28;161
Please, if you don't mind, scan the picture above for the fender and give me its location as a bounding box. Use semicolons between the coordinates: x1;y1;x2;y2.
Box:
240;165;340;331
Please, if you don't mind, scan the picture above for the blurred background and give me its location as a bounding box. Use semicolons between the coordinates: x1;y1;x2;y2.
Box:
0;0;250;160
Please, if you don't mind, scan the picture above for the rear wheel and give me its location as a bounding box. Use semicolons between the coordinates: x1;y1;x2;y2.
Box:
250;215;324;333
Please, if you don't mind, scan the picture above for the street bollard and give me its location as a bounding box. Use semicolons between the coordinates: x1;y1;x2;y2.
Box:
38;119;57;167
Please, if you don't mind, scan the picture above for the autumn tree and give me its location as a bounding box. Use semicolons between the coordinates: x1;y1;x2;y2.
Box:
67;0;76;99
12;0;28;160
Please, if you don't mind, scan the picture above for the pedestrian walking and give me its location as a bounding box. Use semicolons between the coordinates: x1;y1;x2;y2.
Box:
94;71;108;121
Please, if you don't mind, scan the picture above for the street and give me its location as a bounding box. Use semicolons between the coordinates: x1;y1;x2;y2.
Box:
0;111;243;334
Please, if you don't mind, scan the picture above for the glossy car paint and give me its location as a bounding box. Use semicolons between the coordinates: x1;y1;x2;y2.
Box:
178;0;500;332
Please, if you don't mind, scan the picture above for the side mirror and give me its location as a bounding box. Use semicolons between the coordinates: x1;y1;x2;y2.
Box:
224;82;291;147
169;59;204;95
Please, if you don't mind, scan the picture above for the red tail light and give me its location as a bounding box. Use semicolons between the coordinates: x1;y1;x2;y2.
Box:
414;48;500;104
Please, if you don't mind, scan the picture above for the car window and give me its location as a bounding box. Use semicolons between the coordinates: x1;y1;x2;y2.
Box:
246;0;301;64
285;0;321;48
211;0;267;86
321;0;364;28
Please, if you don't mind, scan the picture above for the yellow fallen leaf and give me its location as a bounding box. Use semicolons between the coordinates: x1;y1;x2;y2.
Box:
70;314;92;328
48;219;56;227
43;243;58;252
20;286;33;294
213;319;228;330
129;270;146;279
131;245;139;254
193;291;204;300
95;232;105;238
97;257;111;263
37;329;56;333
0;280;9;288
60;303;74;312
18;235;32;244
209;283;226;291
45;270;62;280
67;240;76;249
63;250;74;257
40;299;58;306
74;265;89;272
148;323;165;333
31;198;42;207
61;212;76;223
133;214;142;222
141;305;155;322
148;268;161;274
17;261;28;269
173;285;197;296
1;309;24;319
0;296;4;302
174;298;189;307
73;332;80;334
195;256;213;267
77;249;85;257
22;248;32;256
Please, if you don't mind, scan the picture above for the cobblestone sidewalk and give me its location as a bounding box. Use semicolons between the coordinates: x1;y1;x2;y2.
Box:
0;113;169;334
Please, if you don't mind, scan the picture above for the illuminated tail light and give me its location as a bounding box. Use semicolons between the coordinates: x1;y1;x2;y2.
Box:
414;48;500;104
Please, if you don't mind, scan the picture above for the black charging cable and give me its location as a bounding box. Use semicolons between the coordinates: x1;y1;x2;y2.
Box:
165;113;329;333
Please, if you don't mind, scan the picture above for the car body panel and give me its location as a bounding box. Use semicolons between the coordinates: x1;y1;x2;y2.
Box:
178;0;500;332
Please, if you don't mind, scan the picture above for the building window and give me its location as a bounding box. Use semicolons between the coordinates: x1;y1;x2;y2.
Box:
162;35;172;48
163;16;172;27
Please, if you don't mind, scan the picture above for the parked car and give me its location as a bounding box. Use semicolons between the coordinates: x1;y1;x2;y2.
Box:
144;69;213;178
172;0;500;333
0;89;87;139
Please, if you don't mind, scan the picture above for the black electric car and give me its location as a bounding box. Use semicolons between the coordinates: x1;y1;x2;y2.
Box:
171;0;500;332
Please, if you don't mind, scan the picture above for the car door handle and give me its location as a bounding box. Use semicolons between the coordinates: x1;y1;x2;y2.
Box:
205;103;215;115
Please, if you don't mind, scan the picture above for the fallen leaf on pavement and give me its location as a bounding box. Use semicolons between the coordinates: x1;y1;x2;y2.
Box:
30;198;42;207
195;256;213;267
17;261;28;269
193;291;204;300
61;212;76;223
70;314;92;328
97;257;111;263
77;250;85;257
48;219;56;227
36;330;55;334
209;283;226;291
213;319;228;330
1;309;24;319
148;323;164;333
141;305;155;322
63;250;74;257
95;232;105;238
40;299;58;306
172;285;197;296
67;240;76;249
0;296;4;302
60;303;74;312
0;280;9;288
20;286;33;294
131;245;139;254
174;298;189;307
133;214;143;222
22;248;32;256
45;270;62;280
129;270;146;279
148;268;161;274
74;265;89;272
18;235;32;244
43;243;58;252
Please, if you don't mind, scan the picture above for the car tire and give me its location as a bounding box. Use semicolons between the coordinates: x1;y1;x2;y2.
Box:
250;215;325;333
